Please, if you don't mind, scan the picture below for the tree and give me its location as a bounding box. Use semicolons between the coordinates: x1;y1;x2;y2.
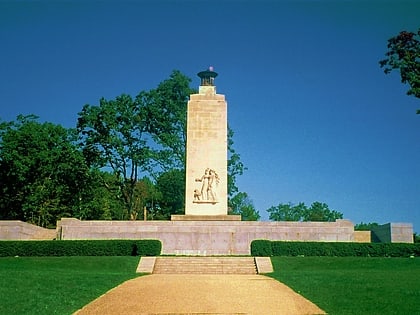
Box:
227;127;247;197
229;192;260;221
77;94;152;219
138;70;195;170
78;170;127;220
131;177;160;220
354;222;380;231
0;115;93;226
303;201;343;222
267;201;343;222
379;28;420;113
155;169;185;219
267;202;306;221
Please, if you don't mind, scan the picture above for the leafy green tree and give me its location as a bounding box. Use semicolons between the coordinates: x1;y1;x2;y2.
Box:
267;202;306;221
303;201;343;222
77;170;127;220
138;70;195;170
228;192;260;221
354;222;380;231
154;169;185;219
0;115;93;226
380;28;420;113
227;127;247;197
77;94;152;219
267;201;343;222
132;176;160;220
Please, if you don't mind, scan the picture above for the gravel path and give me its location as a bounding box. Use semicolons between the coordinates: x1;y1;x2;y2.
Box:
74;274;326;315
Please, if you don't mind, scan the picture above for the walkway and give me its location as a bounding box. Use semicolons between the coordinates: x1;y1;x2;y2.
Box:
74;274;326;314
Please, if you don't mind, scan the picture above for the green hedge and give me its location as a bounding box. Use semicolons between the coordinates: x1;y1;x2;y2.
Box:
0;240;162;257
251;240;420;257
250;239;273;257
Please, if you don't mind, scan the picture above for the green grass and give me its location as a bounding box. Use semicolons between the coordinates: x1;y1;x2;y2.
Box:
2;256;419;315
268;256;420;315
0;256;141;315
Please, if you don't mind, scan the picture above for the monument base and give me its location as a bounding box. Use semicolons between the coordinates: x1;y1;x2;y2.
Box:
171;215;241;221
54;218;359;255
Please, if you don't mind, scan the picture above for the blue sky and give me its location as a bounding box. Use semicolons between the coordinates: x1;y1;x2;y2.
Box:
1;1;419;232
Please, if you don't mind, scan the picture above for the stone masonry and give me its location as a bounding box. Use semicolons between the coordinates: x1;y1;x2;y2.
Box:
57;218;356;255
184;68;228;216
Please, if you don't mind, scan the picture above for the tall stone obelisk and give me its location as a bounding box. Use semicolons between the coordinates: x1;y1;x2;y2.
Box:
172;67;240;220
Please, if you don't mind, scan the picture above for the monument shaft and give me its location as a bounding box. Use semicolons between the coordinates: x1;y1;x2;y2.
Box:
185;83;228;215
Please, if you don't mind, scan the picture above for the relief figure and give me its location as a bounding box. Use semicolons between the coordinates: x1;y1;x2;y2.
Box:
194;168;219;202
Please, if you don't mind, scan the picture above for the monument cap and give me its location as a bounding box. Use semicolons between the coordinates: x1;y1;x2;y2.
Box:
197;66;218;86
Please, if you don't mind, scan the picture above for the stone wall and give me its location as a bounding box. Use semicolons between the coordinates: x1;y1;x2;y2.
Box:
0;221;56;240
2;219;413;252
371;223;414;243
57;218;355;255
354;230;371;243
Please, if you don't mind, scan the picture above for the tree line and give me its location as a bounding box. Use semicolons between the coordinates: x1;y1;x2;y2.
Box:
0;71;260;227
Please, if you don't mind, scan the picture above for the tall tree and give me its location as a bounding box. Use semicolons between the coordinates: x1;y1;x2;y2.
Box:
380;28;420;113
227;127;247;197
77;94;151;219
138;70;195;170
0;115;93;226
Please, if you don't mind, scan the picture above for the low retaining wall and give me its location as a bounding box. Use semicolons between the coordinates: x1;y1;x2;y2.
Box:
0;221;56;240
57;218;355;255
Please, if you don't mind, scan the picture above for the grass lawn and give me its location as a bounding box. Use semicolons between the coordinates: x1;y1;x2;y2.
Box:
2;256;419;315
269;256;420;315
0;256;141;315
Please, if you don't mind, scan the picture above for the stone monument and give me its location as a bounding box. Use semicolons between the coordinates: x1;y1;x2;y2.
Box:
172;67;240;221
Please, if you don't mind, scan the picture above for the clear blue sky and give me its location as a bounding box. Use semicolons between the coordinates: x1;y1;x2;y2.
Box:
1;1;419;231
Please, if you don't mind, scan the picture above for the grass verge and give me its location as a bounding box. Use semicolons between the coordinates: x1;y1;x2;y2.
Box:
268;256;420;315
0;256;141;315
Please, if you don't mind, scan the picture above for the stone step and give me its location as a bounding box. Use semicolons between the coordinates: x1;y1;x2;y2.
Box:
153;257;258;275
154;265;258;271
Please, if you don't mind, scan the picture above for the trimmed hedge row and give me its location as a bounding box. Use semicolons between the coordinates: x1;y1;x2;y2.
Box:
251;240;420;257
0;240;162;257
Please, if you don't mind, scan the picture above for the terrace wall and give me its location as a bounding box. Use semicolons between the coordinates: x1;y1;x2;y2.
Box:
371;223;414;243
1;219;413;254
57;218;355;255
0;221;56;240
